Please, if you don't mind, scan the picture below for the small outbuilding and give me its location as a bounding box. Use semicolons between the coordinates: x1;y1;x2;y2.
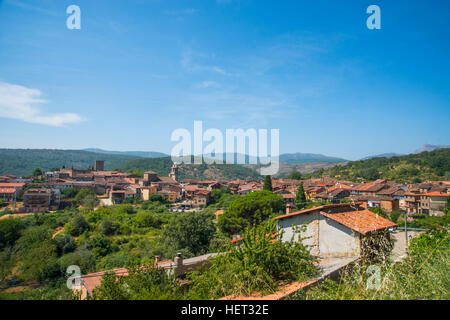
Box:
275;203;396;259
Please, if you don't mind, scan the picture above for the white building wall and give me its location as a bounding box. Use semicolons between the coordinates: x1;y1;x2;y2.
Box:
277;212;319;255
318;215;360;258
277;212;360;258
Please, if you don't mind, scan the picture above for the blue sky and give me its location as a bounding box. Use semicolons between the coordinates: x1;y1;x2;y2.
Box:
0;0;449;160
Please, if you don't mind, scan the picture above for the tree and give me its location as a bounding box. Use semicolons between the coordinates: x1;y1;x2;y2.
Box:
263;175;273;191
32;168;43;177
135;211;160;228
54;234;76;256
164;211;216;257
91;263;183;300
186;220;318;299
72;188;99;209
99;219;120;236
218;190;284;235
288;171;303;180
61;188;78;199
0;219;24;249
88;234;112;258
295;183;307;209
65;213;90;236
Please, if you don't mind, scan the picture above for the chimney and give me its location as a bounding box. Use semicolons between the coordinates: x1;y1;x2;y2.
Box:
286;204;294;214
154;255;160;267
174;252;183;268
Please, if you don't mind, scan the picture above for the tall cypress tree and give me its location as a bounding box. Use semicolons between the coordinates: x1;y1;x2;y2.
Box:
263;175;273;192
295;183;307;209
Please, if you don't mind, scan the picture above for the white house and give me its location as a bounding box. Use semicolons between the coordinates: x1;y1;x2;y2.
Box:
275;203;397;258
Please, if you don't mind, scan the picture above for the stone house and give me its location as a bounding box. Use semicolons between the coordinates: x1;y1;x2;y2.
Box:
275;203;396;258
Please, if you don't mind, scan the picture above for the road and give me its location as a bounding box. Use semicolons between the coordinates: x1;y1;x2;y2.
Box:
390;230;424;262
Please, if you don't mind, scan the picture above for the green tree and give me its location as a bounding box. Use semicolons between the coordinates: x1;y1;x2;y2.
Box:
88;234;112;258
218;190;284;235
99;219;120;236
0;219;24;250
295;183;307;209
186;220;318;299
65;213;90;236
164;211;216;257
32;168;43;177
91;263;183;300
72;188;99;209
61;188;78;199
53;234;76;256
263;175;273;191
135;211;160;228
288;171;303;180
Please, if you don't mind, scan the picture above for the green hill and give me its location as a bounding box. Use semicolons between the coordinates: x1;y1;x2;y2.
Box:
306;149;450;183
117;157;262;181
0;149;139;177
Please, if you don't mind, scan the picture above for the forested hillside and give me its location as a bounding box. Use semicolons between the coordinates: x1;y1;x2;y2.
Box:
0;149;139;176
306;149;450;183
117;157;262;181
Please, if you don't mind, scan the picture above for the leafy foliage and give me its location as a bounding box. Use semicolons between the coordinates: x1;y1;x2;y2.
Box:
295;229;449;300
0;149;139;177
163;211;216;257
186;220;318;299
306;149;450;183
218;190;284;235
90;263;183;300
295;183;307;209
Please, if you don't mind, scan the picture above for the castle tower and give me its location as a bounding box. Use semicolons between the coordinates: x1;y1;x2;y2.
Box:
169;163;179;182
94;160;104;171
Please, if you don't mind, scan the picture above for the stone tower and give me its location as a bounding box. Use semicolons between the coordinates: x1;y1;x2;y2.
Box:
169;163;179;182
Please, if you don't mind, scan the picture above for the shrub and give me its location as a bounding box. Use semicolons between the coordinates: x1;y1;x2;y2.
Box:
65;214;90;237
186;220;318;299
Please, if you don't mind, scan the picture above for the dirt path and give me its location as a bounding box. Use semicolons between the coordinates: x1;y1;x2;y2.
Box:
0;213;33;221
52;227;65;239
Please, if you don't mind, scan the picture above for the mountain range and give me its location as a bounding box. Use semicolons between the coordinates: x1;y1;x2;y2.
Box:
360;144;449;160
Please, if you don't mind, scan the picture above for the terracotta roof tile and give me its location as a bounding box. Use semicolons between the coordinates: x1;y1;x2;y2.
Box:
320;209;397;235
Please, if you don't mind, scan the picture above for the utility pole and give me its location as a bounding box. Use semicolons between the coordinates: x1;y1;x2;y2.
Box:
13;188;17;213
404;210;409;256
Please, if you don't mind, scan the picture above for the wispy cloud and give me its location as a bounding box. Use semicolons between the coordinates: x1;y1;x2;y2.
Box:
181;49;233;76
5;0;58;16
194;81;221;89
164;8;198;16
0;82;85;127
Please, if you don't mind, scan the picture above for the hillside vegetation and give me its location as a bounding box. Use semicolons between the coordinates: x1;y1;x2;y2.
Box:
117;157;262;181
306;149;450;183
0;149;139;177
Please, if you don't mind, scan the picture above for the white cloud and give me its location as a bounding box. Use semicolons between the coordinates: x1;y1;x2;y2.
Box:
181;49;233;76
5;0;58;16
195;81;221;89
0;82;85;127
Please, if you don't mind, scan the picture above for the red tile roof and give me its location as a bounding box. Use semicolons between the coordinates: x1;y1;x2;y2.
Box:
0;183;25;188
320;209;397;235
275;203;361;220
421;191;449;197
0;188;15;194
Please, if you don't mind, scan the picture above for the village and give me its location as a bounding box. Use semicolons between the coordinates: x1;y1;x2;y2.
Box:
0;160;448;300
0;160;448;217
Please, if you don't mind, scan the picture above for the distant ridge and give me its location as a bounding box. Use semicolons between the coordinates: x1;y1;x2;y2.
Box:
360;153;404;160
279;152;347;164
413;144;449;154
83;148;168;158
